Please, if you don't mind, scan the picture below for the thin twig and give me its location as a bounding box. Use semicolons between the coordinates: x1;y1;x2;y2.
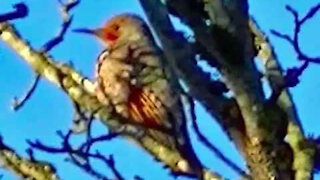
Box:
26;148;36;162
41;0;80;52
71;101;91;133
188;96;248;178
100;154;125;180
271;3;320;64
0;3;28;22
268;3;320;100
0;136;14;152
11;74;40;111
86;113;94;140
133;175;144;180
28;129;122;180
71;103;102;145
81;133;118;154
66;156;110;180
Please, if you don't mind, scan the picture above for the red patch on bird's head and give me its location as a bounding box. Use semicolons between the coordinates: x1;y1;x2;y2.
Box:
104;31;119;43
99;19;124;45
98;28;119;45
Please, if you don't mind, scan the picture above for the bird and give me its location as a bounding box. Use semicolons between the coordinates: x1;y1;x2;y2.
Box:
73;13;204;178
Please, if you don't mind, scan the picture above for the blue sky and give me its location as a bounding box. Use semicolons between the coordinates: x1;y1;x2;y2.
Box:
0;1;319;179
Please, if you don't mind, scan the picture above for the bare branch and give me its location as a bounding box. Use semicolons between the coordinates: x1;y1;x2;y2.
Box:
268;3;320;107
270;30;293;44
250;18;304;125
271;3;320;64
0;3;28;22
0;136;59;180
71;101;102;134
188;97;248;178
101;155;125;180
41;0;80;52
11;74;40;111
133;175;144;180
145;0;297;179
28;130;123;180
251;5;318;179
80;133;118;154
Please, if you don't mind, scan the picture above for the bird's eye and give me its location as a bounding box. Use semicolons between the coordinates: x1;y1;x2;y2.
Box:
112;24;120;31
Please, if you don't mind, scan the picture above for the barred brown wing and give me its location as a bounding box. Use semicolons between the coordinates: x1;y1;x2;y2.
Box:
127;86;169;132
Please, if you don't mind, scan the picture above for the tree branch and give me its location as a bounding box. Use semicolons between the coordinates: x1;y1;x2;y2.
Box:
28;130;123;180
0;3;28;22
187;97;248;178
266;3;320;179
139;0;247;151
0;136;59;180
11;74;40;111
250;18;315;180
143;0;297;179
41;0;80;53
272;4;320;64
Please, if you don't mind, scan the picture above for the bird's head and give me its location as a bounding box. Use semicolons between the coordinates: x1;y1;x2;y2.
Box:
74;14;147;47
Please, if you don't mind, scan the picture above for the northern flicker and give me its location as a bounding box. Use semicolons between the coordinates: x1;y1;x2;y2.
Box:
74;14;204;178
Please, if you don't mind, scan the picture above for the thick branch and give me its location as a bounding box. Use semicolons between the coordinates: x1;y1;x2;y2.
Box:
170;0;266;141
250;19;314;180
146;0;296;179
139;1;253;178
139;0;246;141
260;3;320;178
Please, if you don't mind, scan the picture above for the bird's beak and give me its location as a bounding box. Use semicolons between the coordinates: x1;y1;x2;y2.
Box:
72;28;102;38
73;28;111;48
